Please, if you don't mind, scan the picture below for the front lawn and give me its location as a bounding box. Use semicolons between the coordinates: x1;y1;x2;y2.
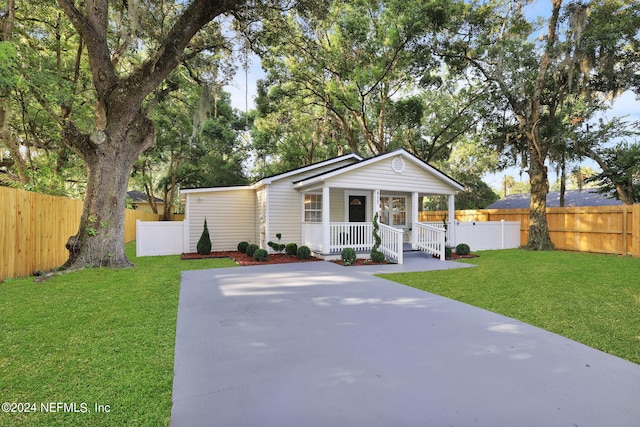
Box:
381;249;640;365
0;243;236;427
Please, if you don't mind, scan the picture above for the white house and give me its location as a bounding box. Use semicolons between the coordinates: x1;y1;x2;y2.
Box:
180;149;465;263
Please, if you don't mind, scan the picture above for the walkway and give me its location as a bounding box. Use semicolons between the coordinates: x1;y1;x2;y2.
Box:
171;256;640;427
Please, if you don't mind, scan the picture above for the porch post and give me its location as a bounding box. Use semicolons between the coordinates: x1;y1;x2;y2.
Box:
373;189;380;217
412;192;419;250
322;186;331;254
448;194;456;247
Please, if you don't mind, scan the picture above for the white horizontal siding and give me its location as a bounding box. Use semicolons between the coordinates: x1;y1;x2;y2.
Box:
325;157;456;194
266;181;304;247
329;188;344;222
187;189;256;252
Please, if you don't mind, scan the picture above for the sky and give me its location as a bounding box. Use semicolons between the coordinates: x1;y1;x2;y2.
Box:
222;1;640;191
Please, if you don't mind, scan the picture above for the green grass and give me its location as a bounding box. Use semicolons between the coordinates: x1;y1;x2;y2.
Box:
0;243;236;427
380;249;640;365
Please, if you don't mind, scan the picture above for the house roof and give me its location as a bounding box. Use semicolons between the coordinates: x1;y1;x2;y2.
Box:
179;153;363;195
254;152;363;186
127;190;163;203
180;185;252;195
179;149;464;195
293;148;465;192
486;189;621;209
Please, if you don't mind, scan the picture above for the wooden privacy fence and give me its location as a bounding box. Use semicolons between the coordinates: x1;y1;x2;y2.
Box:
419;204;640;258
1;187;159;280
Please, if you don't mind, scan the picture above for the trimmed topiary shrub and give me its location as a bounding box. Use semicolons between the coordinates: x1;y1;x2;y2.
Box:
369;213;385;263
456;243;471;256
246;244;259;257
370;249;386;263
253;248;269;262
237;241;249;253
341;247;357;266
285;243;298;256
268;241;285;253
196;218;212;255
297;246;311;260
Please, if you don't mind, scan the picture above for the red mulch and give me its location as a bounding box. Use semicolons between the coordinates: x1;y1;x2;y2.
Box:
330;259;391;266
181;251;321;266
181;251;478;266
433;253;479;260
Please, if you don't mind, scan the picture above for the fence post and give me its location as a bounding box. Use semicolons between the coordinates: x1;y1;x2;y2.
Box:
633;204;640;258
136;220;140;257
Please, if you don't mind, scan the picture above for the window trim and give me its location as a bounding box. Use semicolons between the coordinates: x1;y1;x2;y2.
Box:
303;193;323;223
379;195;407;227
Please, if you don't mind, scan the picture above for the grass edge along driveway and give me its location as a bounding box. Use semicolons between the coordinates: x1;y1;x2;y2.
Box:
0;242;236;427
380;249;640;366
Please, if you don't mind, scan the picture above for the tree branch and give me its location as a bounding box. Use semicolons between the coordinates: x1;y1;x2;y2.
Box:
121;0;242;105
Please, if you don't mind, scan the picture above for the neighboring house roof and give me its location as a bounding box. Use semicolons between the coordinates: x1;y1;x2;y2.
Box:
293;148;465;192
127;190;163;203
486;189;621;209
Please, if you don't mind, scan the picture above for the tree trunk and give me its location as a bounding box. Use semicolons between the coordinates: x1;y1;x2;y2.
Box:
526;151;555;250
62;113;154;270
522;0;561;251
614;183;634;205
54;0;241;270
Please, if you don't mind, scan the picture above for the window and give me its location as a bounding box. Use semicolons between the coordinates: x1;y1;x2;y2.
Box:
304;194;322;222
379;196;406;226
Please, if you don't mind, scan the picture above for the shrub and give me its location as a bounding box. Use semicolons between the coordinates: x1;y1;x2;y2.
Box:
285;243;298;256
253;249;269;262
341;247;357;266
196;219;212;255
246;244;259;257
268;233;286;253
237;241;249;253
297;246;311;260
268;241;285;252
445;246;453;259
370;249;386;263
456;243;471;256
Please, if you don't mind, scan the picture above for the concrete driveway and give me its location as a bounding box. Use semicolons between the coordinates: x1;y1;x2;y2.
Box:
171;256;640;427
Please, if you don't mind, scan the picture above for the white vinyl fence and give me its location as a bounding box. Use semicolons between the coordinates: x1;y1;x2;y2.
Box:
136;220;185;257
453;220;520;251
135;219;521;258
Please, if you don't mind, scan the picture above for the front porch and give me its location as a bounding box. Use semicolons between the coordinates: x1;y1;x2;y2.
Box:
301;210;450;264
291;150;465;264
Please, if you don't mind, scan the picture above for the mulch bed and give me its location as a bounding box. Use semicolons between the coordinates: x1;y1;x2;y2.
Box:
181;251;322;266
330;259;392;266
433;253;479;260
181;251;479;266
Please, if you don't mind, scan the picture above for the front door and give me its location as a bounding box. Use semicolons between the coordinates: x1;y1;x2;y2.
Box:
349;195;366;222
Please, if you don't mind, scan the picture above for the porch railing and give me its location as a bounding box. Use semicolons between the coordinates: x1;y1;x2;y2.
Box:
378;223;404;264
329;222;374;253
302;221;405;264
414;222;446;260
421;221;451;243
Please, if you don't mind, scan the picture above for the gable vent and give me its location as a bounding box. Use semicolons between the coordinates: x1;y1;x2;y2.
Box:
391;156;406;174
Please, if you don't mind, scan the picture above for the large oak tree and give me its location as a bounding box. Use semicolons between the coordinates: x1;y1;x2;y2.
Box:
55;0;241;269
55;0;321;270
445;0;639;250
